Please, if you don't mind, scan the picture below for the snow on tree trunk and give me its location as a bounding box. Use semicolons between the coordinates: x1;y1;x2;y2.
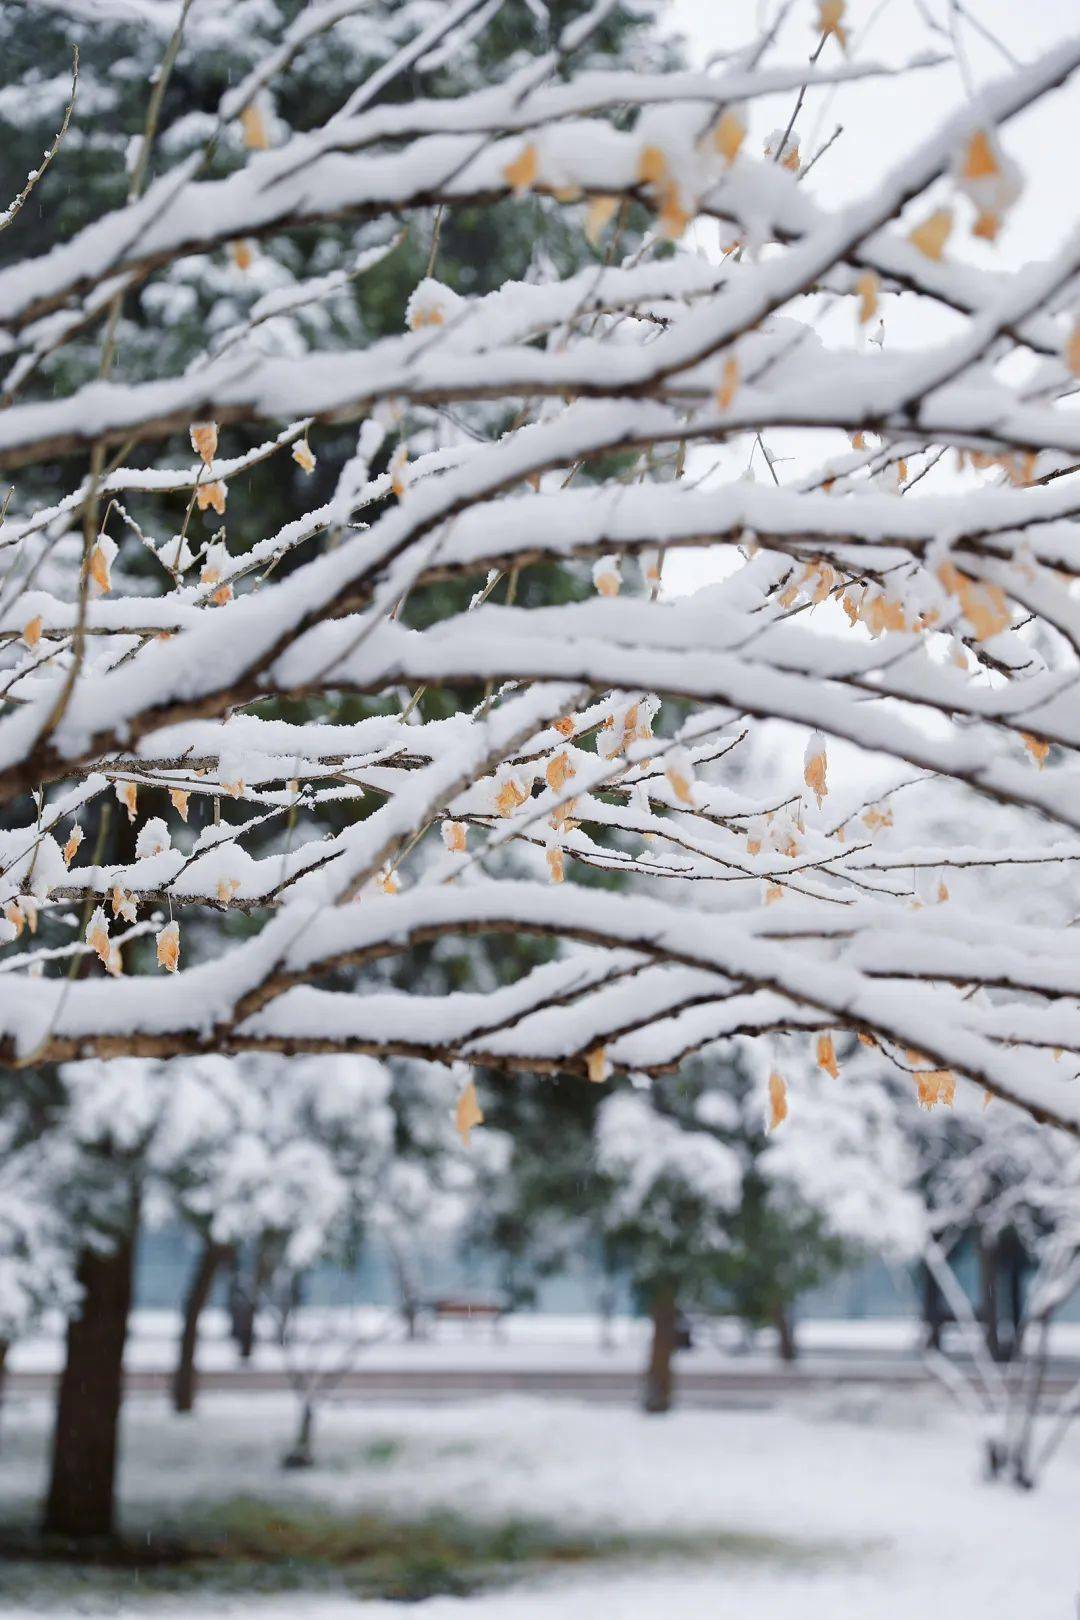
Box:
43;1231;136;1539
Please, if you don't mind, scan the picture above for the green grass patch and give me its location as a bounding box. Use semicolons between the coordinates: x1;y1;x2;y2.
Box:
0;1497;866;1606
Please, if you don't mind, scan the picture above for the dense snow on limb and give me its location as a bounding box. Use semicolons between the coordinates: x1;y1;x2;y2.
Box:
2;1;1080;1139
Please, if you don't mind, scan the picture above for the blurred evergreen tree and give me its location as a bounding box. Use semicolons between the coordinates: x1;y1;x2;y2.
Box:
475;1052;855;1410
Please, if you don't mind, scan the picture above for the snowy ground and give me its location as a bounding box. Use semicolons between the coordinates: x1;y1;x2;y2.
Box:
0;1383;1076;1618
11;1305;1080;1377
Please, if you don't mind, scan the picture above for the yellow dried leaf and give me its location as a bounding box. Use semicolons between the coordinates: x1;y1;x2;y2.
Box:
495;778;527;817
110;886;136;924
586;1047;610;1084
63;825;83;867
857;1031;876;1048
231;238;253;271
916;1069;956;1111
908;208;953;262
22;616;42;650
962;129;999;181
504;142;538;195
816;1033;839;1079
636;144;668;187
804;740;827;806
222;778;244;799
546;845;565;884
550;796;577;833
454;1079;484;1145
937;879;950;903
189;421;218;465
805;561;837;604
972;209;1001;243
379;870;399;895
768;1071;788;1130
863;593;907;636
169;788;190;822
585;194;618;245
657;184;692;240
1021;731;1050;768
554;716;576;738
817;0;847;46
216;877;241;906
1065;323;1080;378
3;902;23;938
211;583;233;606
594;569;620;598
409;302;444;330
87;908;110;966
764;881;784;905
115;780;137;822
665;766;695;807
389;445;409;500
156;919;180;973
545;751;575;793
442;820;467;854
89;544;112;595
292;440;316;474
855;270;879;325
713;109;746;164
716;355;739;410
936;561;1009;641
240;102;269;151
196;480;227;515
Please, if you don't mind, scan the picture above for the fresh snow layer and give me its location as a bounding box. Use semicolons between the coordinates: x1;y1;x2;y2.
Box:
1;1388;1077;1618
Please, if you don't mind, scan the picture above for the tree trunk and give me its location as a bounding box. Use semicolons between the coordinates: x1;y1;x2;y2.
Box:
1003;1233;1025;1361
229;1236;272;1361
0;1339;8;1452
979;1236;1003;1362
920;1259;947;1352
282;1398;315;1469
598;1281;618;1352
643;1285;678;1414
773;1301;798;1362
387;1234;422;1341
172;1238;231;1415
43;1232;136;1539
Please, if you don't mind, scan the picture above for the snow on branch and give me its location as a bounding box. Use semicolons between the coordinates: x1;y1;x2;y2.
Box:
1;5;1080;1136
